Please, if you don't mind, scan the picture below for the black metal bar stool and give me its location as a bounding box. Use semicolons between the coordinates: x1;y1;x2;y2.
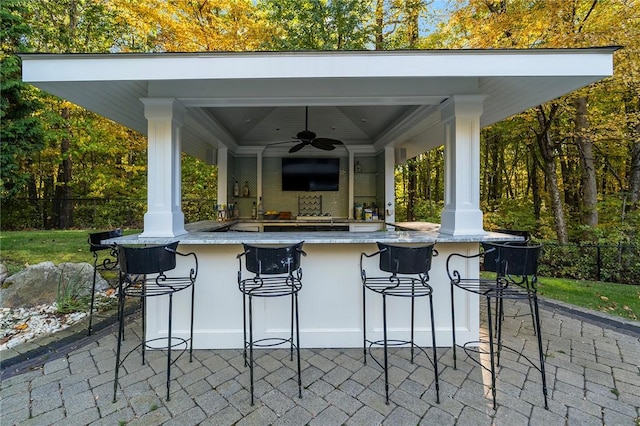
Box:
446;242;548;409
360;242;440;405
113;241;197;402
237;242;306;405
87;229;123;335
486;230;535;333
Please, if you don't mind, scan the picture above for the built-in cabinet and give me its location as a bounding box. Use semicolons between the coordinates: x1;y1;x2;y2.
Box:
229;157;257;218
353;155;381;219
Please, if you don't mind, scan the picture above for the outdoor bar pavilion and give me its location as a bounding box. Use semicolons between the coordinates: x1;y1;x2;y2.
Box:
21;48;617;349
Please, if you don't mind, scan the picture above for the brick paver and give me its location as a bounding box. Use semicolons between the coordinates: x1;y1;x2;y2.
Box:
1;299;639;425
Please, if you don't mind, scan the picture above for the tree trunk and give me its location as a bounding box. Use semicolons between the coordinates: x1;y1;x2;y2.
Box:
489;133;500;202
625;92;640;205
27;172;39;229
43;175;55;228
405;0;420;48
630;141;640;205
536;105;568;244
499;146;511;198
558;144;577;215
407;159;417;221
434;149;441;202
574;96;598;227
529;142;542;222
54;106;73;228
425;152;432;201
375;0;384;50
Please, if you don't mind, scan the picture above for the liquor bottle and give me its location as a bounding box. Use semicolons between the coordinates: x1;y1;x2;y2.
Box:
233;180;240;197
251;201;257;219
243;181;250;197
257;197;264;219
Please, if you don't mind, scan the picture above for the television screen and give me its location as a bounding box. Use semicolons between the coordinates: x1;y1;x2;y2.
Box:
282;158;340;191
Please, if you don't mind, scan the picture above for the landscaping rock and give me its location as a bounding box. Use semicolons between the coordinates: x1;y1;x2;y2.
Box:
0;263;7;286
0;262;108;309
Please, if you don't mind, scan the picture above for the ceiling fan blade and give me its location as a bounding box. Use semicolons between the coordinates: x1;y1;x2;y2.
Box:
314;137;343;146
311;140;336;151
267;139;297;146
289;142;306;153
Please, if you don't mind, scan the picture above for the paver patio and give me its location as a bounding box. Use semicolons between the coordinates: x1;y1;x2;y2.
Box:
1;299;639;425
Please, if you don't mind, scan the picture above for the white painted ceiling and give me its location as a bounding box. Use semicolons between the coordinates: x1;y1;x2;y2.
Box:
21;49;617;160
208;105;414;145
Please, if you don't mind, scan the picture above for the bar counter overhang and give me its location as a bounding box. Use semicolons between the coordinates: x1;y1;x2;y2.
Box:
108;225;519;349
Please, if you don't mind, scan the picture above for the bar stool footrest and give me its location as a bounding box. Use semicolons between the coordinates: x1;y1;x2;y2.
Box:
452;279;532;299
246;337;295;349
459;340;543;374
116;336;191;367
363;276;433;297
365;338;437;370
124;278;194;297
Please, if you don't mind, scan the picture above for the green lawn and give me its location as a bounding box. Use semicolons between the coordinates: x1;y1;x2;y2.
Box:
537;276;640;321
0;229;139;276
1;230;93;275
1;230;639;322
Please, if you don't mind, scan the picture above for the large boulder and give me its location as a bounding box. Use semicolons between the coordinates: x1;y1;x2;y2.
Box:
0;263;7;286
0;262;109;309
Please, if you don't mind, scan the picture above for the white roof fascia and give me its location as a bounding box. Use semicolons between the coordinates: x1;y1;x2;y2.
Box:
21;48;617;83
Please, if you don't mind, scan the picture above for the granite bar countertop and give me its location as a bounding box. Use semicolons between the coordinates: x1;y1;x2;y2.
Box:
106;221;522;246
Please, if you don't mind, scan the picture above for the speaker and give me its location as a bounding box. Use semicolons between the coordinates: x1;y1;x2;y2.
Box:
395;148;407;165
206;148;217;165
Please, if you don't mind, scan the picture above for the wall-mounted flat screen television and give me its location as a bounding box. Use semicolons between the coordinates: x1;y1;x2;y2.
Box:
282;158;340;191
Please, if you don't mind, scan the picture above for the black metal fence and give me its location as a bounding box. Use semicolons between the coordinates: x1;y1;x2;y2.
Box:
538;242;640;285
0;197;217;230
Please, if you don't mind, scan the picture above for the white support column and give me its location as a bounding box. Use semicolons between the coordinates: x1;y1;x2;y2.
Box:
140;98;187;237
384;147;396;224
439;96;486;235
217;147;229;210
257;150;263;201
348;149;355;219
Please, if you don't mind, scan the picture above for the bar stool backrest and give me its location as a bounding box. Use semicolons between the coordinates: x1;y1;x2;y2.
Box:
376;242;435;275
482;229;529;273
89;229;123;252
495;229;530;240
118;241;179;275
482;242;541;277
242;242;304;275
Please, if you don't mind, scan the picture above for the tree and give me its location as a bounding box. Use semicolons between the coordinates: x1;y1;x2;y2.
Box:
0;0;45;199
626;92;640;205
574;95;598;227
429;0;640;243
111;0;270;52
259;0;372;50
20;0;123;228
535;103;569;243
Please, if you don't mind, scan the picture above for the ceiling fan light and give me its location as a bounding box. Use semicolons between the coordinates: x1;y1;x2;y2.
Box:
297;129;316;141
